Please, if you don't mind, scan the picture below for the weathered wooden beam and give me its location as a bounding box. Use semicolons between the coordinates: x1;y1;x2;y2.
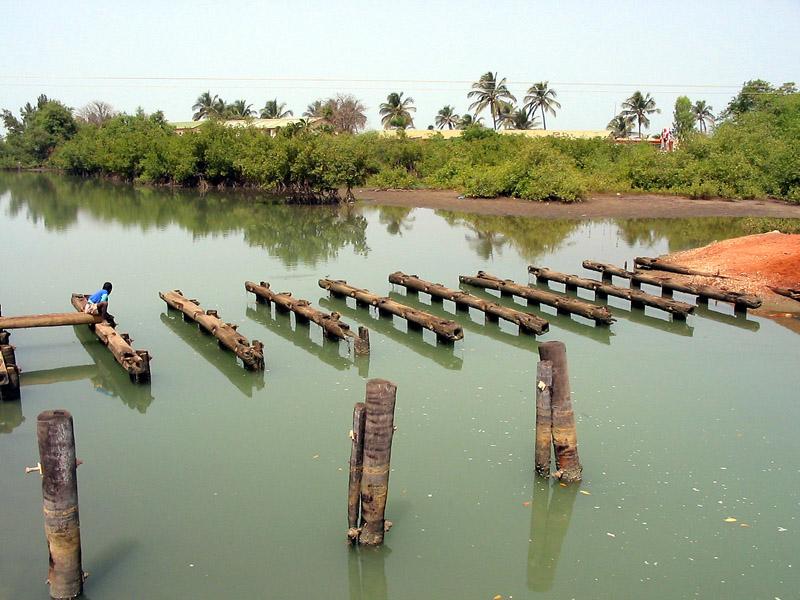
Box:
535;361;553;478
634;256;725;277
71;294;151;383
770;286;800;302
347;402;367;543
388;272;550;335
319;279;465;342
0;345;20;399
528;266;694;319
245;280;368;354
159;290;264;371
0;312;102;329
460;271;614;324
582;261;762;309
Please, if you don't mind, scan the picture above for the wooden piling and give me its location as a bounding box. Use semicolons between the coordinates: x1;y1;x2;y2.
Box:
537;342;582;483
36;410;84;600
347;402;367;542
535;361;553;478
528;266;694;319
1;342;21;401
160;290;264;370
355;327;371;356
71;294;151;383
358;379;397;546
0;313;101;329
319;279;465;342
459;271;614;324
388;272;550;335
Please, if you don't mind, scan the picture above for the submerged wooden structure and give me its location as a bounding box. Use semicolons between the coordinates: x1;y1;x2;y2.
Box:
245;280;369;355
388;272;550;335
582;261;762;312
528;266;695;319
319;279;465;343
71;294;151;383
459;271;614;325
159;290;264;371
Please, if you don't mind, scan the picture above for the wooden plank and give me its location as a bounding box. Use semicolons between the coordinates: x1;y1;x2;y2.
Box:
0;312;102;329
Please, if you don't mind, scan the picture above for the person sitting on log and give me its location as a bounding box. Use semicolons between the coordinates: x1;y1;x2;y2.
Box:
84;282;116;327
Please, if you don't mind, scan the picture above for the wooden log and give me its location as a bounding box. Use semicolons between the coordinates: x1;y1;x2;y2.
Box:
537;342;582;483
1;344;21;401
36;410;84;600
581;260;630;281
535;361;553;478
319;279;465;342
387;272;549;335
459;271;614;324
358;379;397;546
0;313;101;329
582;261;762;309
71;294;151;382
770;286;800;302
355;326;370;356
347;402;367;542
634;256;725;277
528;266;694;318
160;290;264;371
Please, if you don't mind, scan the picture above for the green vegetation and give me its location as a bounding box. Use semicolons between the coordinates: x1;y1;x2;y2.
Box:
673;96;695;140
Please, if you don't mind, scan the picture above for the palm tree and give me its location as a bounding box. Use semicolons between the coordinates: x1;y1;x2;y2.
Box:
467;71;517;130
496;101;517;129
692;100;715;133
523;81;561;130
456;114;484;129
621;91;660;139
192;91;225;121
260;99;293;119
379;92;416;129
510;108;540;130
435;105;460;130
226;99;255;119
607;114;635;138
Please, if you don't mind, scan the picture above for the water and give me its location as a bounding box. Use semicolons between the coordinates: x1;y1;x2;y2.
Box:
1;173;798;600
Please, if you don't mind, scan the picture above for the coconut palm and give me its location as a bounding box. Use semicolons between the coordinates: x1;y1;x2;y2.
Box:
607;113;635;138
467;71;517;130
192;91;225;121
510;108;540;130
225;99;255;119
621;91;660;139
260;99;293;119
379;92;416;129
456;114;484;129
523;81;561;130
496;101;517;129
692;100;715;133
435;105;460;130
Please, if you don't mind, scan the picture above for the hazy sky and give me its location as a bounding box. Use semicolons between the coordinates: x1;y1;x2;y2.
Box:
2;0;799;132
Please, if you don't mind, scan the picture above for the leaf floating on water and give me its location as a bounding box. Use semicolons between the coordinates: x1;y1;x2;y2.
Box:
580;490;592;496
312;454;320;459
724;517;737;523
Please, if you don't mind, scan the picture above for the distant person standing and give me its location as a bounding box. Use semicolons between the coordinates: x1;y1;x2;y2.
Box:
84;281;116;327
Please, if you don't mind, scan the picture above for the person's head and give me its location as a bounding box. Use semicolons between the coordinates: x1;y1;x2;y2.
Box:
102;282;113;294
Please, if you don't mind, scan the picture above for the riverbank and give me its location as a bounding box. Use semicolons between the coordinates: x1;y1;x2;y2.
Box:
354;188;800;219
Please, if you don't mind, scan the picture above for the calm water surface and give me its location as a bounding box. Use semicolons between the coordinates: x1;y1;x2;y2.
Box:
0;173;798;600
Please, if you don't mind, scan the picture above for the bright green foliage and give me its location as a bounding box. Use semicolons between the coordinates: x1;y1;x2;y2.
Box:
673;96;695;139
1;96;77;166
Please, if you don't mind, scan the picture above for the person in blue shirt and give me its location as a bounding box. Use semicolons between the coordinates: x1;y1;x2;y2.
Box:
84;281;116;327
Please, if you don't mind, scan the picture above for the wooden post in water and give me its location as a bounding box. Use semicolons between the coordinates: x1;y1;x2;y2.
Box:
535;361;553;478
35;410;84;599
347;402;367;542
357;379;397;546
1;340;21;401
354;326;371;356
537;342;582;483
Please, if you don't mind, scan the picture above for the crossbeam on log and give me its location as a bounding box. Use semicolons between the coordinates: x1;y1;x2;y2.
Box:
459;271;614;325
528;266;694;319
71;294;151;383
388;272;550;335
245;280;369;355
319;279;465;342
159;290;264;370
0;312;102;329
582;261;762;310
634;256;726;278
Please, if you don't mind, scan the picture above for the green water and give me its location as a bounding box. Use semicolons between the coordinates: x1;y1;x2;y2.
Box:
1;173;798;600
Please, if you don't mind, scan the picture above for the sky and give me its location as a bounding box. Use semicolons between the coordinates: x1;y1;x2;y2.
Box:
2;0;799;133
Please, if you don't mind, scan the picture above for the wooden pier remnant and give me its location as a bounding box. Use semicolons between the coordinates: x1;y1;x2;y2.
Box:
71;294;151;383
33;410;84;600
535;361;553;478
159;290;264;371
459;271;614;325
770;286;800;302
388;272;550;335
347;379;397;546
537;342;582;483
319;279;465;342
0;313;102;329
528;266;694;319
0;338;21;401
347;402;367;540
245;280;369;355
634;256;725;277
582;261;762;312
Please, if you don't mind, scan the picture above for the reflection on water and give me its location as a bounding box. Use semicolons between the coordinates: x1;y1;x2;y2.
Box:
348;546;389;600
0;173;368;267
527;478;579;592
373;205;416;236
0;400;24;434
161;312;266;397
